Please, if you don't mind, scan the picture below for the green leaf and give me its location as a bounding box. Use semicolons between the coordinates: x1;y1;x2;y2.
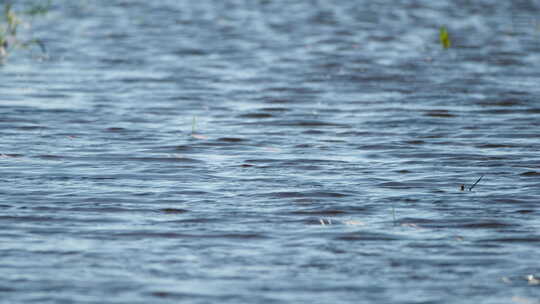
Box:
439;26;451;49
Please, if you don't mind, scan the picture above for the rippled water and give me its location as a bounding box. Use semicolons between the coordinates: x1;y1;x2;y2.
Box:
2;1;540;303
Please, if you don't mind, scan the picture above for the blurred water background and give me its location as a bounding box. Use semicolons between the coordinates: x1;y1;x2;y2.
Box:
1;1;540;303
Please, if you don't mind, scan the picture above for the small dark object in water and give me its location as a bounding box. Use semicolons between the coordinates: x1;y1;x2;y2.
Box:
460;184;465;191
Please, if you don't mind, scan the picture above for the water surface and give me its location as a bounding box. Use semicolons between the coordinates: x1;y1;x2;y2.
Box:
1;1;540;303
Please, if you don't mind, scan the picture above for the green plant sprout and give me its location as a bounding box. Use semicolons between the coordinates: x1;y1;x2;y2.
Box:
191;116;197;134
439;26;451;49
0;2;49;61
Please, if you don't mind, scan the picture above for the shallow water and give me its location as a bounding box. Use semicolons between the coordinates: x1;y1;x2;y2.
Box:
1;1;540;303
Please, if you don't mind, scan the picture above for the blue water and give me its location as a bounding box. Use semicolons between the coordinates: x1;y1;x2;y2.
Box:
1;1;540;303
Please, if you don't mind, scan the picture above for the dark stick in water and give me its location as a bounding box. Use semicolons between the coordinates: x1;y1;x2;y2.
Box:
469;174;484;191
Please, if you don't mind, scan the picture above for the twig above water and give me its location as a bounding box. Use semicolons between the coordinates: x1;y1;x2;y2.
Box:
468;174;484;191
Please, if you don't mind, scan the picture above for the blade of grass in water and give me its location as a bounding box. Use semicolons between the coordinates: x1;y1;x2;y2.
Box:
191;116;197;134
392;204;396;225
439;26;451;49
469;174;484;191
